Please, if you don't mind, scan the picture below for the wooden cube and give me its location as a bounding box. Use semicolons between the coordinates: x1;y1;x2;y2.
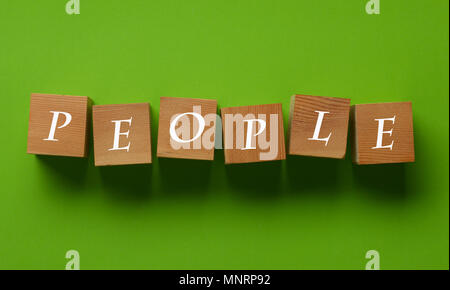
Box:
92;103;152;166
221;103;286;164
157;97;217;160
27;93;91;157
288;94;351;159
352;102;415;165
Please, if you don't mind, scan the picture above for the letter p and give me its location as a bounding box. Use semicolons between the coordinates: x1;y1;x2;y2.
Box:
44;111;72;141
242;119;266;150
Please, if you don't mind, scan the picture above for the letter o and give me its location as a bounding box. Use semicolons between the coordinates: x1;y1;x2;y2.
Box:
169;112;206;144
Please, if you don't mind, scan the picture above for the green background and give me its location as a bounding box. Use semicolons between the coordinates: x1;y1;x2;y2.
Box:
0;0;448;270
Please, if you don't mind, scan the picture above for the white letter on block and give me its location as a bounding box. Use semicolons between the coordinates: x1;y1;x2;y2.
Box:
66;0;80;15
242;119;266;150
365;0;380;15
308;111;332;146
44;111;72;141
65;249;80;270
170;112;205;144
372;116;395;150
109;117;132;152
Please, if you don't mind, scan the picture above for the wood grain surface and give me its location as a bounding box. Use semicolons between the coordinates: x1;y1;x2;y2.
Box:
92;103;152;166
288;94;350;159
352;102;415;165
157;97;217;160
27;93;90;157
221;103;286;164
